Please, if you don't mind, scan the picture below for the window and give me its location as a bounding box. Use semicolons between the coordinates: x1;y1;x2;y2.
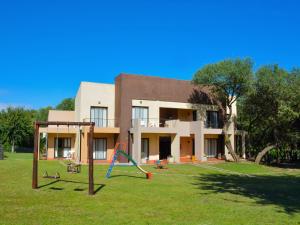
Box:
141;138;149;159
204;138;217;157
93;138;107;160
192;110;197;121
132;106;149;127
206;111;219;128
91;107;108;127
55;138;71;158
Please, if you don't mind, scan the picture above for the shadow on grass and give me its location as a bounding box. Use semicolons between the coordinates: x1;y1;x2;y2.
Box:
38;179;105;195
194;173;300;214
109;174;145;179
50;187;64;191
270;162;300;169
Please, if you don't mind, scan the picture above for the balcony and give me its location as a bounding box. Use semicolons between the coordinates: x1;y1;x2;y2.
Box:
83;118;119;133
131;118;224;136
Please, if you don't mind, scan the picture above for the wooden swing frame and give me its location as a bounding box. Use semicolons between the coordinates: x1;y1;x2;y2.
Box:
32;121;95;195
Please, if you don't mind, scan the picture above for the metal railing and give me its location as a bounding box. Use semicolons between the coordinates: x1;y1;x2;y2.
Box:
131;118;179;128
204;120;222;129
83;118;116;128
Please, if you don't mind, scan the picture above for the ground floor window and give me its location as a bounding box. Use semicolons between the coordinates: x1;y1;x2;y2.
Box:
55;138;71;158
141;138;149;159
204;138;218;157
93;138;107;160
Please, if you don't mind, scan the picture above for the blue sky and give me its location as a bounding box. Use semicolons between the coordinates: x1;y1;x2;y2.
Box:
0;0;299;109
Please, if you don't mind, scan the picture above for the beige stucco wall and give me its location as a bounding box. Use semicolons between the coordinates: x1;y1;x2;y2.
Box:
75;82;115;124
47;110;75;129
140;134;194;162
141;133;160;160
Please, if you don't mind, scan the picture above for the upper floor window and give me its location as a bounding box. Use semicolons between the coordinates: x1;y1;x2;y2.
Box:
206;111;219;128
192;110;198;121
132;106;149;127
90;107;108;127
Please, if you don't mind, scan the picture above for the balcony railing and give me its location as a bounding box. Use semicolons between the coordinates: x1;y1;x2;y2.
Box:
131;118;179;128
83;118;115;128
205;120;221;129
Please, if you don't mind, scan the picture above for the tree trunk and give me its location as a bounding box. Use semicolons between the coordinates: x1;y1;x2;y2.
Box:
223;120;239;162
11;140;15;153
224;134;239;162
255;145;276;164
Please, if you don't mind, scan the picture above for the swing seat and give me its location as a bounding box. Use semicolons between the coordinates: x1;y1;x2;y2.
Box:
43;171;60;179
67;162;81;173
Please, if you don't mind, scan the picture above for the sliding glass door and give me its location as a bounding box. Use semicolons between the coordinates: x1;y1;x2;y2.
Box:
90;107;108;127
204;138;217;157
141;138;149;160
54;138;71;158
93;138;107;160
132;106;149;127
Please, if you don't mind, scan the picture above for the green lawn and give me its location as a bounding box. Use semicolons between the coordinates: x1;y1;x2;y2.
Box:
1;153;300;225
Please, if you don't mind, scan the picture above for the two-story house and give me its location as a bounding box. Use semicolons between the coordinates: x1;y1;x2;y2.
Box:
40;73;242;164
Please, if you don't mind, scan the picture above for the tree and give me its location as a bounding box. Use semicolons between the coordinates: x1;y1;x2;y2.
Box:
35;106;53;121
192;58;253;161
0;107;33;152
56;98;75;110
238;65;300;164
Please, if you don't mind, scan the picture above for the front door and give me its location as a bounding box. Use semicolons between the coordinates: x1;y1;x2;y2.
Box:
159;136;171;160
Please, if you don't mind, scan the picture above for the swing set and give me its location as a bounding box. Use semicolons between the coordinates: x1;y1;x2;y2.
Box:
32;121;96;195
42;124;82;178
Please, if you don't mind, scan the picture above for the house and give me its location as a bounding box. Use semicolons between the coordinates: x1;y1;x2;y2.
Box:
39;73;244;164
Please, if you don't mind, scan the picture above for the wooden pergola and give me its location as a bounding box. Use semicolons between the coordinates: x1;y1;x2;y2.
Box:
32;121;95;195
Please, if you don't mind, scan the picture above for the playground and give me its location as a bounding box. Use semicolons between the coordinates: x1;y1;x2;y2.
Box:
1;153;300;225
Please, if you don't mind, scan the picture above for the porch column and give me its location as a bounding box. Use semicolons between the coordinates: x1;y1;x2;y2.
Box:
242;131;246;159
194;121;205;161
171;134;180;163
81;127;88;163
132;119;141;165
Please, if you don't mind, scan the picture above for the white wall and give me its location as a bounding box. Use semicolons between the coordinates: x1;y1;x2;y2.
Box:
75;82;115;122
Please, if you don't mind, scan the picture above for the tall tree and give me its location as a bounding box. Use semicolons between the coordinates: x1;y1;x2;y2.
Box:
192;58;253;161
238;65;300;163
56;98;75;110
0;107;33;152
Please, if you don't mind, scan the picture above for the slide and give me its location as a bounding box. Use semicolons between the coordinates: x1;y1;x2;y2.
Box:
106;149;152;179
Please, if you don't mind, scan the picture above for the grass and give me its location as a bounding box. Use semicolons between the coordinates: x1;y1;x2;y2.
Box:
1;153;300;225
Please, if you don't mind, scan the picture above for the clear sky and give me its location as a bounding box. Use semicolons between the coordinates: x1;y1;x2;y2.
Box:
0;0;299;109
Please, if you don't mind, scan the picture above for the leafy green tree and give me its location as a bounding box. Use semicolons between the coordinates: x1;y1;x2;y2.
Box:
0;107;33;152
56;98;75;111
35;106;53;121
238;65;300;163
192;58;253;161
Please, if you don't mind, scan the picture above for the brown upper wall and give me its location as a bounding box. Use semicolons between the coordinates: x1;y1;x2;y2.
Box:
115;73;200;144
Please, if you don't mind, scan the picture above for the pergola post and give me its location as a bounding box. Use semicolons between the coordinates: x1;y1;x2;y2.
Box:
32;122;39;189
88;124;94;195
